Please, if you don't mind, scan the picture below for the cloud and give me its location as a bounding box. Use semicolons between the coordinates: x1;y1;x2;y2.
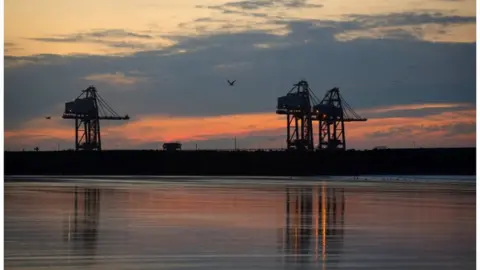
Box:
368;121;476;140
4;17;475;136
331;12;476;42
84;72;148;86
4;42;23;54
190;7;475;42
4;42;18;49
364;109;475;140
178;11;278;36
368;126;415;138
253;42;293;49
224;0;276;10
221;0;323;10
31;29;154;43
360;105;474;119
435;122;475;136
347;12;476;28
27;29;173;53
213;62;252;72
361;103;472;114
193;0;322;25
198;0;322;13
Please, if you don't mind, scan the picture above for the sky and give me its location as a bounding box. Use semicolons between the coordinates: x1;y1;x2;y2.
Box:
4;0;477;150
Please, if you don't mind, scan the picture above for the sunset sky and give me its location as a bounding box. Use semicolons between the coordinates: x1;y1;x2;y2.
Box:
4;0;476;150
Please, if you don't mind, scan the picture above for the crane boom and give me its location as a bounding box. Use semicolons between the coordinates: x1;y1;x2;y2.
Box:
62;115;130;120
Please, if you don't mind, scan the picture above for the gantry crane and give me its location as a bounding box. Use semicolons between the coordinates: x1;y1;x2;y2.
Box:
276;80;366;151
62;86;129;151
276;80;321;151
313;88;367;150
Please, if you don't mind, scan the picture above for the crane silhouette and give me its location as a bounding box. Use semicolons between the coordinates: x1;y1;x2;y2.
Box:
276;80;367;151
62;86;129;151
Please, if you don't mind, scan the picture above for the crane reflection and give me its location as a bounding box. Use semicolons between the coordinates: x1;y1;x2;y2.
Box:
63;187;101;259
283;183;345;266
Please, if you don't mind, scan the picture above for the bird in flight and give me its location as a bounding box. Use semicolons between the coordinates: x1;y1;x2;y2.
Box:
227;79;236;86
45;116;51;119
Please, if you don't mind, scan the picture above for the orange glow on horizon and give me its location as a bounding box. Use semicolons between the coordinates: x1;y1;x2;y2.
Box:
4;106;476;150
360;103;472;114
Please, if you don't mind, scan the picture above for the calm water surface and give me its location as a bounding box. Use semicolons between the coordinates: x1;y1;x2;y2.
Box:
4;177;476;269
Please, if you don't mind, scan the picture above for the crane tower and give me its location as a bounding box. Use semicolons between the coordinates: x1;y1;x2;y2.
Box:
314;88;367;150
276;80;366;151
276;80;321;150
62;86;129;151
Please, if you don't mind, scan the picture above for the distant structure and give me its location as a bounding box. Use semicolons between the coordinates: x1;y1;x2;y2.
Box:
276;80;317;151
163;142;182;151
276;80;367;151
62;86;129;151
314;87;367;150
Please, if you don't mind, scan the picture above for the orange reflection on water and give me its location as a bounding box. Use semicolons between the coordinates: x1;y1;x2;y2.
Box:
314;186;319;262
321;184;327;265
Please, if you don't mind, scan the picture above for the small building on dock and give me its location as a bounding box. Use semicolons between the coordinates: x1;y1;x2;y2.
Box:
163;142;182;151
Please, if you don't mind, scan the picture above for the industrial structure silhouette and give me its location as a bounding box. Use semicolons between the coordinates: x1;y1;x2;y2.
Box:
61;80;366;151
276;80;367;151
62;86;129;151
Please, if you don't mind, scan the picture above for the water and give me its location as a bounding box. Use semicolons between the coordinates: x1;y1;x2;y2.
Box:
4;176;476;269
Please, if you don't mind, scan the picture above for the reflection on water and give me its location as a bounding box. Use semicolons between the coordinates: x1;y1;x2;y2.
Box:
283;186;345;267
63;188;101;260
4;179;476;270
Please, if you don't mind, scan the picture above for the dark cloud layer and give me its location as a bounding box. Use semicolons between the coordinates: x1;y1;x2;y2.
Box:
28;29;154;50
348;12;476;28
197;0;322;14
31;29;153;43
222;0;323;10
5;13;476;130
4;42;22;53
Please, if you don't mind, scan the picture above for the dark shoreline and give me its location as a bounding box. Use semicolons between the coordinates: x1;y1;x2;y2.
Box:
4;147;475;176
